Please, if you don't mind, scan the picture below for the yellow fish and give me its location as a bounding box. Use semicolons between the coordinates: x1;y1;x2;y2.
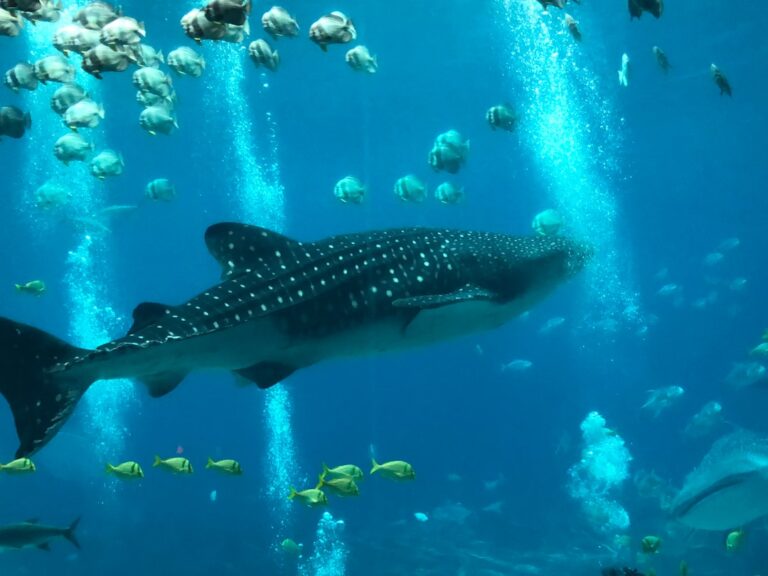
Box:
322;463;363;481
370;458;415;481
317;472;359;497
14;280;46;296
206;458;243;475
0;457;36;474
153;455;193;474
288;487;328;507
106;461;144;479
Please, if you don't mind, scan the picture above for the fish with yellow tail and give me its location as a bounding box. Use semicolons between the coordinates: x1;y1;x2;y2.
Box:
316;472;359;497
153;455;193;474
370;459;415;481
105;461;143;479
288;487;328;507
206;458;243;475
322;463;363;481
0;457;35;474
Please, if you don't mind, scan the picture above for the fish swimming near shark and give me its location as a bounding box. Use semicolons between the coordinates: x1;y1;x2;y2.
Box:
0;223;590;458
0;517;80;551
670;430;768;530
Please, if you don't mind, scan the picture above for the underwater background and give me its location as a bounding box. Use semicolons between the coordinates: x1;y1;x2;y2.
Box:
1;0;767;574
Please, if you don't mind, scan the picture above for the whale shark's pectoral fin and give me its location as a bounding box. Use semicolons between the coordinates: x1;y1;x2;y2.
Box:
235;361;298;389
140;372;188;398
392;286;497;310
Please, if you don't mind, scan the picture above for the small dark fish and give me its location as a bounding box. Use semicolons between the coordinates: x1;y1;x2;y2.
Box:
486;104;517;132
652;46;670;72
0;105;31;139
0;0;42;13
710;64;731;96
536;0;565;9
203;0;250;26
628;0;663;19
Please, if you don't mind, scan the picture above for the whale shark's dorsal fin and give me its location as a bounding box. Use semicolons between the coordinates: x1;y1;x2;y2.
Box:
204;222;305;279
129;302;170;334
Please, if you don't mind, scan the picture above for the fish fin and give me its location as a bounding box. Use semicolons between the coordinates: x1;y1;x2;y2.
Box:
153;455;162;467
105;463;113;474
288;487;297;500
370;458;379;474
315;473;324;489
64;517;81;550
204;222;304;279
320;44;328;53
128;302;170;334
139;372;187;398
37;543;50;551
206;457;214;469
234;362;297;389
392;286;496;310
0;318;93;458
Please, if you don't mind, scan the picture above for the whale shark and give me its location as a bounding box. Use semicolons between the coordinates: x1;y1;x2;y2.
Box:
0;223;590;457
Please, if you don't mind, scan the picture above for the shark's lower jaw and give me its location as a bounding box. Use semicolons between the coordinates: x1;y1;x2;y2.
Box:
0;222;590;457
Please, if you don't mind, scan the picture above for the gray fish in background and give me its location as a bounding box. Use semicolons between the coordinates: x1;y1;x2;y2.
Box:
82;43;136;79
63;99;104;130
333;176;365;204
135;43;164;68
90;149;123;179
248;39;279;71
486;104;516;132
710;63;732;96
0;7;23;37
22;0;63;24
434;182;464;205
0;517;80;551
0;223;591;457
394;174;427;203
309;11;356;52
53;24;102;56
167;46;205;77
53;132;93;165
0;0;42;12
671;431;768;530
33;55;75;84
4;62;38;92
139;105;178;136
181;7;227;43
346;45;377;74
145;178;176;201
204;0;251;27
100;16;145;48
261;6;298;39
52;84;88;117
0;105;31;139
73;0;119;30
429;130;470;174
652;46;670;73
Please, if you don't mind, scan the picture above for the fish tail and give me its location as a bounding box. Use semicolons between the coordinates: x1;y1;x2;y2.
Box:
105;463;114;474
370;458;379;475
315;472;325;490
153;455;162;467
288;487;297;500
0;318;93;458
206;457;214;469
64;517;81;550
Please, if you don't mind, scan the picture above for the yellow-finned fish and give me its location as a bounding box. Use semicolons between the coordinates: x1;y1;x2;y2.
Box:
0;457;36;474
316;472;359;497
322;463;363;481
106;461;144;479
153;456;193;474
288;487;327;507
205;458;243;475
370;458;415;481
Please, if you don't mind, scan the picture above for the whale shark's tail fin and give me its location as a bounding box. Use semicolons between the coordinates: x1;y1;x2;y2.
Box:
0;318;93;458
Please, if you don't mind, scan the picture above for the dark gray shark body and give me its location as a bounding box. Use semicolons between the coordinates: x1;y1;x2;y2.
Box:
0;518;80;551
0;223;590;457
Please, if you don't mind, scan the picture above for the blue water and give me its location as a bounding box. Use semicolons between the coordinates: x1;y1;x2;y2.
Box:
1;1;767;574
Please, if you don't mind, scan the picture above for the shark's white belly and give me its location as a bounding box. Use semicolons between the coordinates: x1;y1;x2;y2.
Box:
98;292;539;381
